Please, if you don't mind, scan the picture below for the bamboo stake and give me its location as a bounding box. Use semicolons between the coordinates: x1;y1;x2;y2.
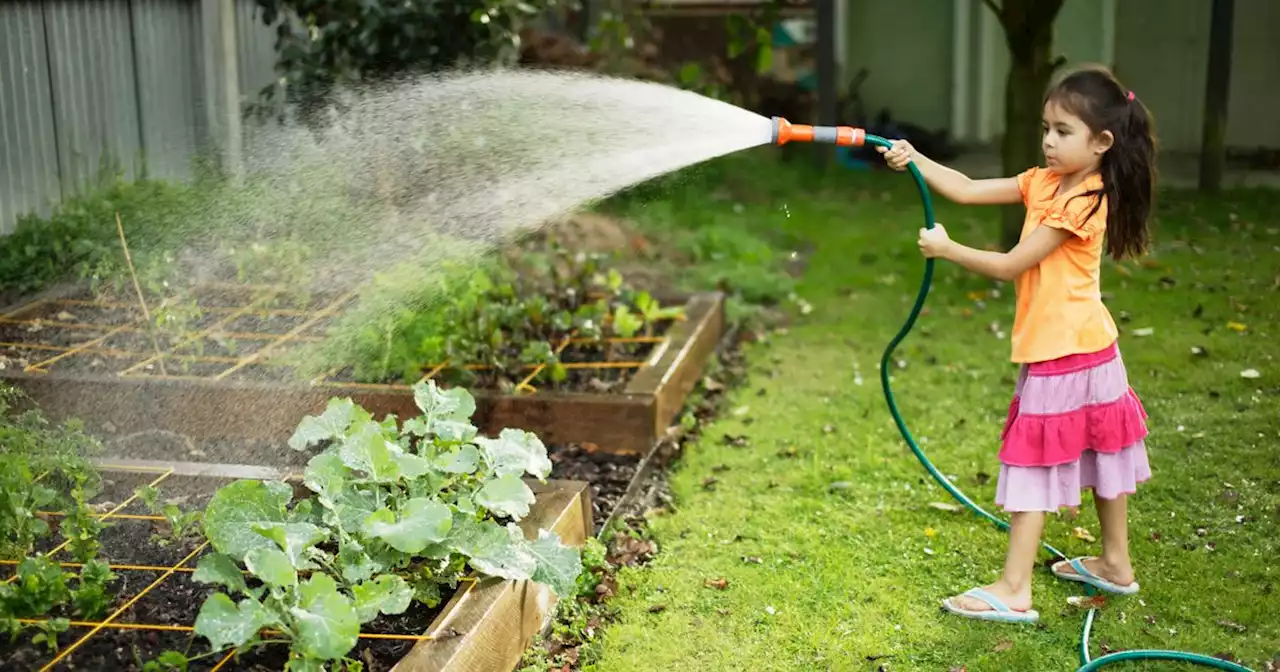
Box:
115;212;168;375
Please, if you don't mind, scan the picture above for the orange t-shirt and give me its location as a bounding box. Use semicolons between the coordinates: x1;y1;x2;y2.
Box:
1009;166;1119;364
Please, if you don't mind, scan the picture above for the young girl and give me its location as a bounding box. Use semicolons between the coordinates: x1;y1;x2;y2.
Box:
877;65;1157;623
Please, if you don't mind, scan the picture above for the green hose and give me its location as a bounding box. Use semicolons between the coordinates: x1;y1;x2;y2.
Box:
863;133;1254;672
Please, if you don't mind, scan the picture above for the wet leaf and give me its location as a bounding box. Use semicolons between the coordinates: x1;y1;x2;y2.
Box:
1068;595;1108;609
1072;526;1097;542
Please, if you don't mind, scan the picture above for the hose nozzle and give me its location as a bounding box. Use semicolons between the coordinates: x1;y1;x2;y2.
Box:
771;116;866;147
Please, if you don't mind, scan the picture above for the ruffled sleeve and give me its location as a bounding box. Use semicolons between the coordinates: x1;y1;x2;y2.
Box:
1015;167;1041;205
1041;192;1107;241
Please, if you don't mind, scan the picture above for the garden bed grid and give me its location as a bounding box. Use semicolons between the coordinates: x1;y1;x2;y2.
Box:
0;283;667;394
6;463;479;672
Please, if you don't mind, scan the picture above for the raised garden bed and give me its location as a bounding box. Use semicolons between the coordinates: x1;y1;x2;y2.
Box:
0;282;725;454
0;459;591;672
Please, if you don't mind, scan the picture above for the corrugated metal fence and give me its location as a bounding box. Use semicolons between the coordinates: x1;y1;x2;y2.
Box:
0;0;277;234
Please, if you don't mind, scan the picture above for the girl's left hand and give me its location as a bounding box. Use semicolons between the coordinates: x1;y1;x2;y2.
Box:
918;223;952;258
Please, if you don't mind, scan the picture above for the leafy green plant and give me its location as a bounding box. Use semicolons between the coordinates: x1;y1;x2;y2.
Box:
249;0;555;128
134;485;205;548
181;381;582;669
307;245;683;389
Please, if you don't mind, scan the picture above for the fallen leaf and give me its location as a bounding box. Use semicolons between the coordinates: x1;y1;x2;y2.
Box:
1131;327;1154;337
701;476;718;490
722;434;750;447
1068;595;1108;609
949;667;968;672
742;556;763;564
731;405;750;417
993;640;1013;653
1227;321;1247;331
1240;369;1260;379
1191;345;1208;357
1218;619;1247;633
648;604;666;613
703;377;726;392
704;577;729;590
823;424;836;434
829;481;853;492
929;502;963;513
1072;527;1097;542
777;446;799;458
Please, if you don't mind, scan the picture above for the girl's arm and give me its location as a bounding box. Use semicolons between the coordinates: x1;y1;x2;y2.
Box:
921;224;1073;282
877;141;1023;206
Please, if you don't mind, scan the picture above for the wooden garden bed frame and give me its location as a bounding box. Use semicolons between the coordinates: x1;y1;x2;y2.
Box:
17;458;592;672
0;291;725;454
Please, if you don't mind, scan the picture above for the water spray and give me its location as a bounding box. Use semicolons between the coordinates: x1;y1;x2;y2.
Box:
766;116;1254;672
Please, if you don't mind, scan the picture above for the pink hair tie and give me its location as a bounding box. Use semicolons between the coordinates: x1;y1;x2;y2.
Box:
1126;90;1135;101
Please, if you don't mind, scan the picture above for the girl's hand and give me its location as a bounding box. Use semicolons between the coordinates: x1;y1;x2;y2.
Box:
918;223;952;258
876;139;914;171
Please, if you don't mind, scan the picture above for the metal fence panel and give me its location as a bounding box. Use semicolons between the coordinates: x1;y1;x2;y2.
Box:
0;2;63;233
42;0;144;194
131;0;203;181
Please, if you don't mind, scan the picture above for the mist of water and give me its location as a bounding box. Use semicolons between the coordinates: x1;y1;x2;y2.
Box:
181;69;775;294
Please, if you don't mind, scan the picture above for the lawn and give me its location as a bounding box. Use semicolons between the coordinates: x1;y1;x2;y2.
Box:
587;150;1280;671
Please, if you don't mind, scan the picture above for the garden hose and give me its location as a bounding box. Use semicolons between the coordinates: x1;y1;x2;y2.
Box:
769;117;1255;672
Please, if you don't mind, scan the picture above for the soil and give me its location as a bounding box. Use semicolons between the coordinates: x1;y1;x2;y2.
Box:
547;443;641;531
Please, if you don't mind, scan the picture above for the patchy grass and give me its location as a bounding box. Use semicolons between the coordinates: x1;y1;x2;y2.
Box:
587;150;1280;671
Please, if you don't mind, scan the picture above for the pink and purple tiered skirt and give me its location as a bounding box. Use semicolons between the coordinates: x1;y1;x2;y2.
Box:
994;341;1152;512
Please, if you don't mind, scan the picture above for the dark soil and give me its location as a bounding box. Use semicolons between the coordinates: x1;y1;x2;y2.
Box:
547;443;642;531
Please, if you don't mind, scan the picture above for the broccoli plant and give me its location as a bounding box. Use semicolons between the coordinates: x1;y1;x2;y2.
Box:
186;381;582;669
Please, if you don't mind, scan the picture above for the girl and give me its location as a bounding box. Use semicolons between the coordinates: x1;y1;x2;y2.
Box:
877;65;1157;623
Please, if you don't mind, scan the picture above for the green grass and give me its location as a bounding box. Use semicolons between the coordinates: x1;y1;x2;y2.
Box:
587;150;1280;671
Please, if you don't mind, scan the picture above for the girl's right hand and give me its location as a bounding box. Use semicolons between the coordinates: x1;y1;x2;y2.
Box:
876;139;914;171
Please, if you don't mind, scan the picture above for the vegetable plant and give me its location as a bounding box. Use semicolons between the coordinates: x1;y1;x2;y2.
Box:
308;244;685;389
180;381;583;670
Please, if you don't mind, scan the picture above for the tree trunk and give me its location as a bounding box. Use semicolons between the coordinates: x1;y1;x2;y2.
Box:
986;0;1066;249
1198;0;1234;193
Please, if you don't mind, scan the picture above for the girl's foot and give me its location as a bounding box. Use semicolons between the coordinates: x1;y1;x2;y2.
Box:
944;579;1033;614
1051;556;1140;594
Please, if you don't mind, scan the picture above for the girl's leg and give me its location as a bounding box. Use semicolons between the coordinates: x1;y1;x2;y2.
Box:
1055;492;1136;586
948;510;1045;612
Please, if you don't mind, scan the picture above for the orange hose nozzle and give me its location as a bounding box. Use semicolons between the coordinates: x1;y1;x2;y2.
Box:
771;117;865;147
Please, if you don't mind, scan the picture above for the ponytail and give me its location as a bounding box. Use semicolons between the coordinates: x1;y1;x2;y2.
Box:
1046;65;1158;261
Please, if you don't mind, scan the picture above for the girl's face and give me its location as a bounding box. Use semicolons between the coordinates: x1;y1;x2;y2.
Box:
1041;101;1113;175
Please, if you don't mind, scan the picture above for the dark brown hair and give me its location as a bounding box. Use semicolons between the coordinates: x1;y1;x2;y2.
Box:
1045;65;1158;260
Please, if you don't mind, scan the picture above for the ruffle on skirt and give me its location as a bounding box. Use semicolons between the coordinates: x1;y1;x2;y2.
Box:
999;342;1150;468
994;341;1152;512
995;442;1152;512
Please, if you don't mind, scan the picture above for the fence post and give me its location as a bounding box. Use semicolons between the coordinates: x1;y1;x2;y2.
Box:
201;0;242;180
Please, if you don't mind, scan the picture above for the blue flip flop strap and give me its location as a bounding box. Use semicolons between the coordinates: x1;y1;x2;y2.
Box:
962;588;1012;613
1069;557;1101;582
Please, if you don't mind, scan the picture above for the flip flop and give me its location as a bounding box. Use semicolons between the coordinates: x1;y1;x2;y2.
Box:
1051;557;1140;595
941;588;1039;623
